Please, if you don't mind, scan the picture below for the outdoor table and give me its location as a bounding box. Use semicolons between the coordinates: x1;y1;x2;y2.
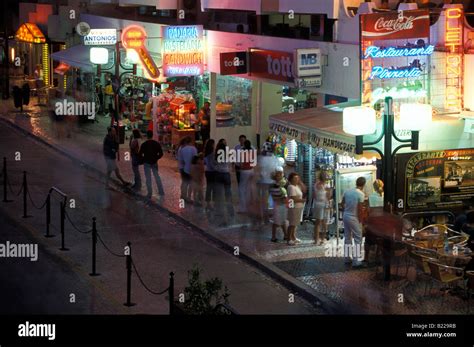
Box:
365;208;403;281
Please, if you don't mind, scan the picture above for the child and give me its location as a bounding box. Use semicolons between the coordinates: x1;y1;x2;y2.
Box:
190;154;205;206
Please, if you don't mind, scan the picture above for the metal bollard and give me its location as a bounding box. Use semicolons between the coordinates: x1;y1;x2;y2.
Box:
44;194;54;238
90;217;99;277
2;157;12;203
59;201;69;251
169;272;175;315
124;241;135;307
22;171;28;218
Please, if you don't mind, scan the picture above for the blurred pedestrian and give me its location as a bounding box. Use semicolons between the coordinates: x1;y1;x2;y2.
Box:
198;102;211;143
313;172;331;245
139;130;165;198
237;140;254;214
215;139;234;225
269;168;288;242
129;129;143;190
103;127;129;188
203;139;216;211
234;135;247;185
177;136;197;202
190;154;205;206
287;173;306;245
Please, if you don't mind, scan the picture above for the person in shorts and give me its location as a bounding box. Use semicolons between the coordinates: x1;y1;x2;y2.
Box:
269;167;288;242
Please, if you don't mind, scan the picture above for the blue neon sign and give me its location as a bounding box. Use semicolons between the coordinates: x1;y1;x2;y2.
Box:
370;66;422;79
364;45;434;59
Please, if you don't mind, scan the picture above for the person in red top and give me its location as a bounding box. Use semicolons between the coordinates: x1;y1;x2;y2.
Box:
237;140;255;214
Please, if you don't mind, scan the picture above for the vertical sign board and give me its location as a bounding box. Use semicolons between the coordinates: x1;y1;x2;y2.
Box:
122;25;160;81
162;25;204;77
445;7;464;113
395;148;474;212
360;10;431;107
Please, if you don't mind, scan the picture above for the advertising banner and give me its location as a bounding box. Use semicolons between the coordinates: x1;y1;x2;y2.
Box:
361;10;430;41
249;49;294;83
395;148;474;212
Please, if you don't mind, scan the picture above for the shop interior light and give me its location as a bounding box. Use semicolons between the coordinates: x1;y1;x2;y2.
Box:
343;106;376;136
399;103;432;131
90;47;109;65
126;49;139;64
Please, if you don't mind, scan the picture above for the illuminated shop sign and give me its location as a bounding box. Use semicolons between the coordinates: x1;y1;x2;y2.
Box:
15;23;46;44
249;49;294;83
122;25;160;81
361;10;430;40
84;29;117;46
371;86;427;105
294;48;321;77
445;8;464;112
370;65;422;79
363;45;434;59
162;25;204;77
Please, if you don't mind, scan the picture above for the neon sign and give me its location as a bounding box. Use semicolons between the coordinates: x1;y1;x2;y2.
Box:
370;66;422;79
162;25;204;77
121;25;160;81
364;45;434;59
445;8;463;112
371;86;427;105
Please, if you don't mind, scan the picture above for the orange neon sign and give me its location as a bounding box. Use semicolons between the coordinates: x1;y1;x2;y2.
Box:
15;23;46;44
445;8;463;111
121;25;160;81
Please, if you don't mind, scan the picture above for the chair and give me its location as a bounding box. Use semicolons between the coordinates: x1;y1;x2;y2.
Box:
426;261;465;309
466;271;474;314
409;251;437;295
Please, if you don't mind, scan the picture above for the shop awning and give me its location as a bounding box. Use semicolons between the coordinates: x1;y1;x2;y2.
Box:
15;23;46;44
51;45;94;72
54;62;70;75
269;107;358;155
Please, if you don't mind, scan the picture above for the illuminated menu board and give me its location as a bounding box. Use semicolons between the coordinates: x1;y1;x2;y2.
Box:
162;25;204;77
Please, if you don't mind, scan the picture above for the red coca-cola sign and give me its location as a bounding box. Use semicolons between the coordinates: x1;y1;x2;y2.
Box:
361;10;430;40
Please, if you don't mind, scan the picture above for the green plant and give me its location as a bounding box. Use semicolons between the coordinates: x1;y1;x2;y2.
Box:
182;265;230;315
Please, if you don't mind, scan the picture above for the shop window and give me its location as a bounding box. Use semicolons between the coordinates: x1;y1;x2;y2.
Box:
282;86;318;112
215;75;252;128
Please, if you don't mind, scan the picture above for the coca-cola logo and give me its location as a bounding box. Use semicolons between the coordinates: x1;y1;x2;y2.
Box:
374;16;415;33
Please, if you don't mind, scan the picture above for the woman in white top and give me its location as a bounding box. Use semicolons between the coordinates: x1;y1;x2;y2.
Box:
368;179;384;208
287;173;307;245
313;172;331;245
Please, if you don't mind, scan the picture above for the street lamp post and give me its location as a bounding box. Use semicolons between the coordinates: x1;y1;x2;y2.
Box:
344;96;432;212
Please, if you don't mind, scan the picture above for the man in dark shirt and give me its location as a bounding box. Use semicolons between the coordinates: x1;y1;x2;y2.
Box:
199;102;211;143
139;130;165;198
103;127;128;188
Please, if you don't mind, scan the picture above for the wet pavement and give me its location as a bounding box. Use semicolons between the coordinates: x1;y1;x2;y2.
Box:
0;97;471;314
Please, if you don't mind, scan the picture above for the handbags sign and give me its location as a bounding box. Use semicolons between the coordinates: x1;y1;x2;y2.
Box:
361;10;430;40
220;52;247;75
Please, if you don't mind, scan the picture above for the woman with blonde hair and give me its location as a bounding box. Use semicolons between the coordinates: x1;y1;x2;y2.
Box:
368;179;384;208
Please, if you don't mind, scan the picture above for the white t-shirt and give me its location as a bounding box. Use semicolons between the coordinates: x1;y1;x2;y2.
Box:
343;188;365;217
288;184;305;209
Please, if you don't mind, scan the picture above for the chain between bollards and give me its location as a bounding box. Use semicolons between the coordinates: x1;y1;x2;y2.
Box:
22;171;28;218
45;194;54;238
90;217;99;277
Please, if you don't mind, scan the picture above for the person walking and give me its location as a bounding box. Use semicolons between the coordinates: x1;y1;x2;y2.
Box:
177;136;197;202
269;168;288;242
234;135;247;186
237;140;254;214
203;139;216;211
190;154;205;206
103;127;129;188
214;139;235;224
198;102;211;143
139;130;165;198
129;129;143;190
287;173;307;245
313;172;331;245
341;177;367;267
